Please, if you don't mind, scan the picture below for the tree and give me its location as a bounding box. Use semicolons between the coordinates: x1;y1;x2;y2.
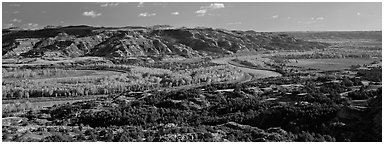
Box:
118;132;132;142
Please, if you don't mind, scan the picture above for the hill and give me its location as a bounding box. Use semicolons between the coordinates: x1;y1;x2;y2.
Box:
2;26;329;59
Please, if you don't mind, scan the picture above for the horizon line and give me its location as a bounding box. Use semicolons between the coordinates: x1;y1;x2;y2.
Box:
3;24;382;32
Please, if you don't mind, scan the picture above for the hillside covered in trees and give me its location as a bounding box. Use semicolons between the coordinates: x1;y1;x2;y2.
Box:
3;75;381;142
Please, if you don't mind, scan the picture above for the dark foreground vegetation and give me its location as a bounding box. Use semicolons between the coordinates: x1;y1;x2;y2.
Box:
3;75;381;142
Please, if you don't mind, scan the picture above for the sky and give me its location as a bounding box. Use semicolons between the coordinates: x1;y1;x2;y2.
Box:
2;2;382;31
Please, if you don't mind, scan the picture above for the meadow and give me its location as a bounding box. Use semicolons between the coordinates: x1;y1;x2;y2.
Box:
286;58;376;71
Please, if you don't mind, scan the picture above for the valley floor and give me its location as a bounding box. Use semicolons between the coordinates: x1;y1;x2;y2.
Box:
2;51;382;142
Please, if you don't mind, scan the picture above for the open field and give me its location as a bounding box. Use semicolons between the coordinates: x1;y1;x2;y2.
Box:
2;57;109;66
2;95;106;116
285;31;381;42
287;58;377;71
3;69;122;81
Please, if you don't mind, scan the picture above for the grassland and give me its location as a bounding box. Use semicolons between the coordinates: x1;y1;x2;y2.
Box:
286;58;376;71
3;68;122;81
2;95;105;116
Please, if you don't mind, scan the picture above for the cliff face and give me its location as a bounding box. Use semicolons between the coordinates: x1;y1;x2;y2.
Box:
2;26;329;59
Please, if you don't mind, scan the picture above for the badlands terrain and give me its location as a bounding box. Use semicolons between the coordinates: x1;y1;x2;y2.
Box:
2;25;382;142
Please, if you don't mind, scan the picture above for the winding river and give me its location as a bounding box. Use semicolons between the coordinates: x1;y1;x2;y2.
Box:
211;55;282;81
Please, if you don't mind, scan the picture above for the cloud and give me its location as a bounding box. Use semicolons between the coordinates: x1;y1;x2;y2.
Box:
137;2;167;8
299;16;325;25
195;3;225;16
272;15;279;19
11;19;22;23
138;12;156;17
82;10;102;18
100;2;119;7
171;12;179;15
9;4;20;7
137;2;144;7
27;23;38;27
13;11;20;14
23;23;40;30
201;3;225;10
195;9;207;16
357;12;361;16
228;21;242;25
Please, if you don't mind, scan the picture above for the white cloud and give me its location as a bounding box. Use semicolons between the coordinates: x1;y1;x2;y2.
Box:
11;19;22;23
100;2;119;7
195;9;207;16
171;12;179;15
272;15;279;19
201;3;225;10
9;4;20;7
228;21;242;25
357;12;361;16
137;2;167;8
195;3;225;16
137;2;144;7
28;23;38;27
299;16;325;25
138;12;156;17
13;11;20;14
82;10;102;18
196;9;207;14
23;23;40;30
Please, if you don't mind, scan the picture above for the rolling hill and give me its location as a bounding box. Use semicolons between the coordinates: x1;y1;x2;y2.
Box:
2;25;329;59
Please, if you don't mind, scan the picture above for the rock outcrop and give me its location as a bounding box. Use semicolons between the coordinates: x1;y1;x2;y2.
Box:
2;26;329;59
